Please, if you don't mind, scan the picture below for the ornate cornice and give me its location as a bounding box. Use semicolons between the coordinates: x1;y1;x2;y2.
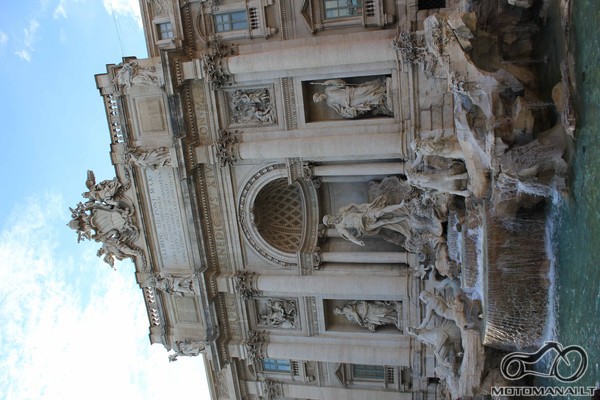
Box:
215;129;240;167
233;271;259;299
201;38;234;90
244;330;267;368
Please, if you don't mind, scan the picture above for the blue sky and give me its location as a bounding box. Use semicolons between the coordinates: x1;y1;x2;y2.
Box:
0;1;209;399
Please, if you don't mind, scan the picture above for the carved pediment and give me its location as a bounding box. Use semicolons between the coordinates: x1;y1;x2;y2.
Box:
300;0;315;33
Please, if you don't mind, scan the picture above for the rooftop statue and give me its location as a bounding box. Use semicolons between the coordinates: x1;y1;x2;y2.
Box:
168;340;205;362
68;171;140;268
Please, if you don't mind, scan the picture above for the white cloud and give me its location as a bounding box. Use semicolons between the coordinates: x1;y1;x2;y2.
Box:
53;0;68;19
15;19;39;62
0;32;7;46
15;50;32;62
103;0;142;28
0;195;210;400
23;19;39;49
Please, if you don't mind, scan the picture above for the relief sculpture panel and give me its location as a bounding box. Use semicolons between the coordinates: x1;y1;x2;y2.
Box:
255;298;299;330
224;87;277;128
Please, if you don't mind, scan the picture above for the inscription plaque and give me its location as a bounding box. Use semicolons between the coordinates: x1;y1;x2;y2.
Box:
146;168;190;269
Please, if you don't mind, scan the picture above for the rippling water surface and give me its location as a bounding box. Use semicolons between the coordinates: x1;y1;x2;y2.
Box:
538;0;600;394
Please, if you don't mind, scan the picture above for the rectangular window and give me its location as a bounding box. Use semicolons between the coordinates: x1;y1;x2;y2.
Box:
352;364;385;381
418;0;445;10
214;11;249;33
157;22;174;40
262;358;291;373
324;0;363;19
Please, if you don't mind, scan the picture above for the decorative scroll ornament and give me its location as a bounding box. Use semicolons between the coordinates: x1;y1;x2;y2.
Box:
234;271;258;299
68;170;142;268
202;38;234;89
168;340;206;362
215;129;240;167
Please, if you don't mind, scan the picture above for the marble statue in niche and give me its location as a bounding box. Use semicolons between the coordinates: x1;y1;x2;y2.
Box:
227;88;275;125
312;78;391;119
322;195;443;250
334;300;401;332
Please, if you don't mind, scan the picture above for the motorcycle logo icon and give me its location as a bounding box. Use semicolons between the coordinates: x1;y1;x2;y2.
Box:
500;341;588;383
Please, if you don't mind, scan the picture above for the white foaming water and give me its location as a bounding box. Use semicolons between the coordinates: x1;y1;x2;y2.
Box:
464;225;484;301
542;187;563;343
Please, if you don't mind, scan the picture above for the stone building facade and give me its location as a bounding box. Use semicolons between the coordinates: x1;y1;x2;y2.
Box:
70;0;544;398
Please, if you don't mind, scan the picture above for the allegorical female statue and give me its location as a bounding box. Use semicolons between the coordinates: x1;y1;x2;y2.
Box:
312;78;391;119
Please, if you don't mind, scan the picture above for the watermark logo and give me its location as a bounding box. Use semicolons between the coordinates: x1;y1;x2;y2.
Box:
492;341;596;397
500;341;588;383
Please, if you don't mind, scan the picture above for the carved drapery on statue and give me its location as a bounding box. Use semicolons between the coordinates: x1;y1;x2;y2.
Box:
68;170;141;268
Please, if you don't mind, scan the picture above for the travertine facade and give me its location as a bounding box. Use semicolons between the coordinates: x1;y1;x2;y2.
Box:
72;0;567;398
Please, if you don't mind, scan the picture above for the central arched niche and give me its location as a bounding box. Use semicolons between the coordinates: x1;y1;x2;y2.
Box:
253;178;303;254
238;163;320;267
